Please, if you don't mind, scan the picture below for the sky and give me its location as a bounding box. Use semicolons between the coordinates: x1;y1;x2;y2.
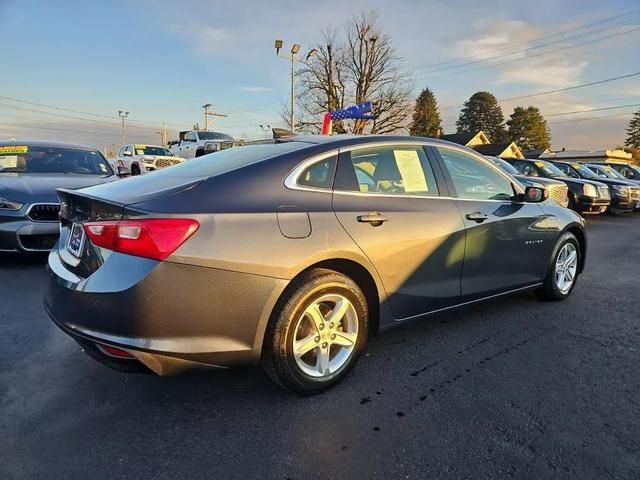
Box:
0;0;639;153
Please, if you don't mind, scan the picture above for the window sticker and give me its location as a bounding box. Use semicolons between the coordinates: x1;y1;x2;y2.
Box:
394;150;428;192
0;155;18;168
535;161;546;168
0;145;28;155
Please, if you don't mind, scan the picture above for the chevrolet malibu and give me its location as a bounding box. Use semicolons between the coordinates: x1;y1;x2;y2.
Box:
45;135;587;394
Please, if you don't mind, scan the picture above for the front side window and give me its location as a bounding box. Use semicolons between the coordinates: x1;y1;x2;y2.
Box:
337;146;439;196
297;156;336;189
437;148;514;201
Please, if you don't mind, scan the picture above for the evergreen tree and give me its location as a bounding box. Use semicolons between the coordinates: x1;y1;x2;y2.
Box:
625;109;640;149
409;87;442;137
507;106;551;150
456;91;506;141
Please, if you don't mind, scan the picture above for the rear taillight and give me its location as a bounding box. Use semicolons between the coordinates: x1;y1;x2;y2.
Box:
83;218;199;261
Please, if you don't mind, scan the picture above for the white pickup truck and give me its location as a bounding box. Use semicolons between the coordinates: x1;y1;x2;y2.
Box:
168;130;235;159
113;144;185;175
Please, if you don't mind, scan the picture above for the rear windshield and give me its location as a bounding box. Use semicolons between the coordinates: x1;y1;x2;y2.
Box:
197;132;234;141
0;145;113;175
136;142;309;178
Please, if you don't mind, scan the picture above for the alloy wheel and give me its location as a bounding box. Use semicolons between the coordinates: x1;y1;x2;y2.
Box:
554;243;578;294
292;294;359;378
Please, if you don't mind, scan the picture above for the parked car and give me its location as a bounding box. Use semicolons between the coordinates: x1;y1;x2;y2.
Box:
45;135;586;394
549;161;639;213
486;156;569;207
0;140;123;253
587;161;640;182
168;130;234;159
113;144;185;175
505;158;610;214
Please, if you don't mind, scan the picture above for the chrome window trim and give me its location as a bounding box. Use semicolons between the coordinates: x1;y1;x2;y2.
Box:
26;202;61;223
284;139;525;198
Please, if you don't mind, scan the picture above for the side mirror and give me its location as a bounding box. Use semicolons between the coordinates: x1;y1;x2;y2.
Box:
117;166;131;177
523;186;547;203
122;151;132;157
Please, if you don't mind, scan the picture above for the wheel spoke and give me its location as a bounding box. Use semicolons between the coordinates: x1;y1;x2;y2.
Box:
316;347;330;375
294;334;318;358
565;250;577;267
332;331;357;348
306;303;325;333
326;298;350;327
565;268;574;282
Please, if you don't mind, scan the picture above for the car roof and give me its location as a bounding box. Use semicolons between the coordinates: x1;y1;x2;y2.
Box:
274;133;474;149
0;139;97;150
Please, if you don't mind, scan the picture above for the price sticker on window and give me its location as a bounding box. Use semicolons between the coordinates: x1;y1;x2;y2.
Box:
394;150;428;192
0;145;28;155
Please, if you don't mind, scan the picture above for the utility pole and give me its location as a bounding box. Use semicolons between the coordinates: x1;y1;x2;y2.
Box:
118;110;129;144
156;123;168;145
202;103;228;131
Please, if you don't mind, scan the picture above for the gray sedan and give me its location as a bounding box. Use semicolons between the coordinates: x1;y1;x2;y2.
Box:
44;135;586;394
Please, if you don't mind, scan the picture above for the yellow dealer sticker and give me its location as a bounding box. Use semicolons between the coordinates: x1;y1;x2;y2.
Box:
134;144;146;149
535;161;546;168
0;145;28;154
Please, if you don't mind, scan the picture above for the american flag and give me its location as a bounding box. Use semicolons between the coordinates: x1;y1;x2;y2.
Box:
330;101;376;120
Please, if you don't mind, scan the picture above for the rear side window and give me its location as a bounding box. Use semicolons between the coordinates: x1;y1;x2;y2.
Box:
297;156;337;189
336;146;439;196
437;147;514;201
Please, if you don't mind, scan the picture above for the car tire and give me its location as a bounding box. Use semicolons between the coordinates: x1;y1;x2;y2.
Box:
536;232;580;301
262;269;369;395
131;163;141;175
195;149;205;157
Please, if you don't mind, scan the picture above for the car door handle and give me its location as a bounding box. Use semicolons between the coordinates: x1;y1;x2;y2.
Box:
465;211;489;223
357;212;389;227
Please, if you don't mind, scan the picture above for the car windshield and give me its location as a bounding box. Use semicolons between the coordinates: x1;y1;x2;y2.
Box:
0;145;113;175
197;132;234;141
493;158;520;175
590;165;625;179
570;163;599;179
537;161;567;178
134;145;173;156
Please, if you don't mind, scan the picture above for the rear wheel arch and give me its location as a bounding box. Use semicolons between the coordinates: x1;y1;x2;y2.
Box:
262;259;381;358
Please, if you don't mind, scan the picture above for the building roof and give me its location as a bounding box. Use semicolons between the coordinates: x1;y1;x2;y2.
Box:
472;142;524;159
541;149;632;161
523;148;551;159
438;131;491;147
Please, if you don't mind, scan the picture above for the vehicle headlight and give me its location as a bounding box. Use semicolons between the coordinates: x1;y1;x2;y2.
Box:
0;197;24;210
583;184;597;197
612;185;629;195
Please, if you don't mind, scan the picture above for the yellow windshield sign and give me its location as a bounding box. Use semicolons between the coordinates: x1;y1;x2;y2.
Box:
0;145;28;154
134;144;146;150
535;161;546;168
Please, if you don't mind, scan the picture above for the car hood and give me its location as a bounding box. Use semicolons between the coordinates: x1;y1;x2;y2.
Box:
521;176;566;186
584;177;635;187
551;177;606;188
0;173;115;204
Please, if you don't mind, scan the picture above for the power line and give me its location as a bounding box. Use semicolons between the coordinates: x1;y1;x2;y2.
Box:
415;25;640;81
414;9;640;72
549;111;636;124
0;121;123;137
0;95;191;128
438;71;640;111
414;12;640;75
545;103;640;117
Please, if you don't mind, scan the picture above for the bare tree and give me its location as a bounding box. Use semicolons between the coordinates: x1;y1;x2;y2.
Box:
283;11;412;134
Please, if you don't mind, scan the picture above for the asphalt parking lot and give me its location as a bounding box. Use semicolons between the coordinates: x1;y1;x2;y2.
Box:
1;214;639;480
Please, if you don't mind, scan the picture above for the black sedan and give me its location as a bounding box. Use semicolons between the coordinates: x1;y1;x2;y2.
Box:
0;140;123;252
506;158;610;214
549;161;639;213
486;156;569;207
44;135;586;394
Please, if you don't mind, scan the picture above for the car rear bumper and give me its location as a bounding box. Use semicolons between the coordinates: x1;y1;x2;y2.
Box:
0;217;59;252
44;249;288;374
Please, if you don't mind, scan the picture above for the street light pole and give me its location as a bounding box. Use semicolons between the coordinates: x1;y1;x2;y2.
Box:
118;110;129;144
274;41;316;134
202;103;228;131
